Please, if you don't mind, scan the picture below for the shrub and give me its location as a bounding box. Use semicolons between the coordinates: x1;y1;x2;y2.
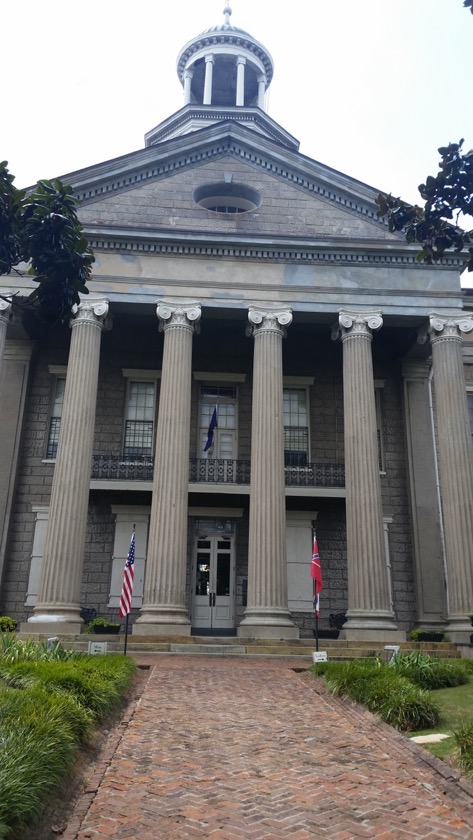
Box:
0;656;135;721
0;616;16;633
84;617;121;634
392;652;469;690
454;721;473;772
310;658;440;731
0;634;84;664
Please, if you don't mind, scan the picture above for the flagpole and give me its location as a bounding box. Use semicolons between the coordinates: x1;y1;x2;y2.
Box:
312;527;319;652
123;613;129;656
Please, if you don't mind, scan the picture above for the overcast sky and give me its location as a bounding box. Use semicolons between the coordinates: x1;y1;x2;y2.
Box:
3;1;473;252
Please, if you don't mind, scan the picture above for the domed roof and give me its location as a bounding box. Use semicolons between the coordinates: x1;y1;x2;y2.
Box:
177;4;273;85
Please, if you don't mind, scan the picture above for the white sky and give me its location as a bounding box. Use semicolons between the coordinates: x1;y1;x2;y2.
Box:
3;0;473;279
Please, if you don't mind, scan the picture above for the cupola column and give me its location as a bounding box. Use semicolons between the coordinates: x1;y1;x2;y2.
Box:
238;305;299;640
333;310;400;640
257;75;266;109
203;55;214;105
183;68;193;104
26;297;110;634
134;300;201;636
236;56;246;106
419;313;473;640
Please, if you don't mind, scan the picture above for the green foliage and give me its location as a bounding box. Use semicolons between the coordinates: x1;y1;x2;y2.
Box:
0;161;94;324
0;634;83;664
84;616;121;633
311;659;440;732
376;140;473;272
0;616;16;633
0;650;136;838
392;652;469;690
454;721;473;772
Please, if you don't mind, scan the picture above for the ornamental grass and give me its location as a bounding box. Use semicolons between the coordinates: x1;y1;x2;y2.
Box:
0;637;136;840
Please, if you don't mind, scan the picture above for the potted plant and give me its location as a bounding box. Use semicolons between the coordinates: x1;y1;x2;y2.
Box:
84;617;121;635
0;616;17;633
409;628;445;643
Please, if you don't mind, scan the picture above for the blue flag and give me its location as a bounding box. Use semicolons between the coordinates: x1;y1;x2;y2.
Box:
204;406;218;452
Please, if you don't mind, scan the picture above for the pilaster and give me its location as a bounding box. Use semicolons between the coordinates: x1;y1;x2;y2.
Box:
134;300;201;636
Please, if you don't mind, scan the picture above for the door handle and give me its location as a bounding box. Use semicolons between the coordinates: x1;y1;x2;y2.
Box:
209;592;216;607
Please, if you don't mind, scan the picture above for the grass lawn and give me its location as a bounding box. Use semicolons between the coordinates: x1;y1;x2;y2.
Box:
410;677;473;769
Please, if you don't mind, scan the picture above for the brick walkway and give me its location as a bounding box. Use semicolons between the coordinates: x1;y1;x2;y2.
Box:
64;656;473;839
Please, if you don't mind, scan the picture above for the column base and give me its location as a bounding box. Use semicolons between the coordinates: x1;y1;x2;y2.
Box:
237;608;299;640
444;615;473;643
20;620;83;635
340;609;403;641
133;605;191;637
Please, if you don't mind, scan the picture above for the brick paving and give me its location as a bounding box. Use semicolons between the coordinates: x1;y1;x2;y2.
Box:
64;656;473;839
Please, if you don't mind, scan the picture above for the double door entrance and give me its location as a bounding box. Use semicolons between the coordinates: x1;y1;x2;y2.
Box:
191;529;235;632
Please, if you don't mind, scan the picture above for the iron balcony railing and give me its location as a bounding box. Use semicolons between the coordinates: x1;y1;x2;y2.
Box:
91;453;345;488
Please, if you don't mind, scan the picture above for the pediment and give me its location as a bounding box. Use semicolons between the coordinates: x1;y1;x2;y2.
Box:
70;122;401;244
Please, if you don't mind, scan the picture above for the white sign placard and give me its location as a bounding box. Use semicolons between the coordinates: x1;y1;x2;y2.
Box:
312;651;328;663
88;641;108;656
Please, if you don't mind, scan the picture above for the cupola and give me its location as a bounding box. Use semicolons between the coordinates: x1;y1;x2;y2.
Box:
145;3;299;151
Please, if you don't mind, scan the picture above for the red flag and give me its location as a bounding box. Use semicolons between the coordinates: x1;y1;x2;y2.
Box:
119;532;135;617
310;534;323;617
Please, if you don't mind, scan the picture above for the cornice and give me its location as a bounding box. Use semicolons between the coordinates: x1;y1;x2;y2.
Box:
84;227;465;270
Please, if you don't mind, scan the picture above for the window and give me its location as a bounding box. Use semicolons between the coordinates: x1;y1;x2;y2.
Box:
467;392;473;437
200;386;237;459
375;383;386;472
284;388;309;467
46;376;66;459
123;381;156;459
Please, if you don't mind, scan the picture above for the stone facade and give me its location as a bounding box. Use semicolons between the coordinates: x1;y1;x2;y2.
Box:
0;9;472;642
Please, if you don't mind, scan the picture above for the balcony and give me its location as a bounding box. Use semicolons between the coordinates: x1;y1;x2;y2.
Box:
91;453;345;489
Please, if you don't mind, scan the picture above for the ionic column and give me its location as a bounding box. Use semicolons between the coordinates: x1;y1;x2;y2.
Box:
236;56;246;106
134;301;201;636
420;313;473;638
0;293;13;370
333;310;398;639
238;305;298;639
183;68;193;104
203;55;214;105
257;75;266;109
27;297;109;633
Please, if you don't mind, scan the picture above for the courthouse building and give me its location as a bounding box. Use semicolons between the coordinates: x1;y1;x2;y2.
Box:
1;5;473;642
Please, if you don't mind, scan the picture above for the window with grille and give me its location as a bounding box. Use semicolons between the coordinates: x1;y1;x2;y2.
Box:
123;381;155;459
467;392;473;437
200;386;237;458
46;377;66;459
283;388;309;467
375;386;386;472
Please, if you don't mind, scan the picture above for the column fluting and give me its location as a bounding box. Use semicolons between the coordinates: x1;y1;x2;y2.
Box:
423;313;473;636
29;297;109;630
134;301;200;635
238;306;298;639
334;310;398;636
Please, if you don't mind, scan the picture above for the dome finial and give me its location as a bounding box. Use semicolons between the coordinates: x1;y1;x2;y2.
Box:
223;3;232;25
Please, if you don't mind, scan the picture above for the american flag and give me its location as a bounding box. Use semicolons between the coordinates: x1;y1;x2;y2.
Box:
310;534;323;617
119;532;135;617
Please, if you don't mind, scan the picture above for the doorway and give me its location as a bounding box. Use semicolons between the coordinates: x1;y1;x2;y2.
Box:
191;524;235;632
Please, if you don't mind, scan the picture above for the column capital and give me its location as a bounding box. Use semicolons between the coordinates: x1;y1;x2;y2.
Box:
418;312;473;346
204;53;215;64
236;55;246;66
71;297;109;330
157;300;201;332
332;309;383;342
247;306;292;338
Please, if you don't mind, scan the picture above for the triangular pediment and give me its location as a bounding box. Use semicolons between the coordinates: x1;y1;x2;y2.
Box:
67;122;401;245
